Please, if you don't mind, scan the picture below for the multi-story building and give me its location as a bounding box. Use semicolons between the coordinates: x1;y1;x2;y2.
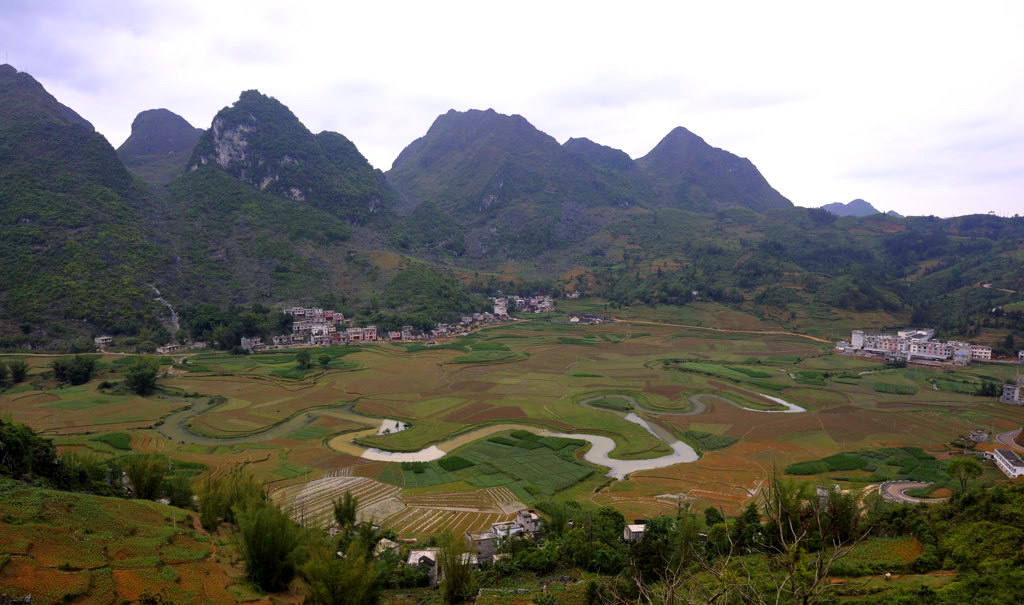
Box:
847;328;992;365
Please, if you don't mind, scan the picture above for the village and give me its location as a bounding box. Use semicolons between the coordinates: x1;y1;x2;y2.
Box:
237;294;558;353
838;328;994;365
92;294;562;355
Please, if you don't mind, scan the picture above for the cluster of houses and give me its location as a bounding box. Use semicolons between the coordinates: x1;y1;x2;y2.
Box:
239;301;533;353
838;328;992;365
94;335;206;355
492;294;556;316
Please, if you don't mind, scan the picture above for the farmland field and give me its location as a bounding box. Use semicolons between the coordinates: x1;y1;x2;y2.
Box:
4;316;1024;542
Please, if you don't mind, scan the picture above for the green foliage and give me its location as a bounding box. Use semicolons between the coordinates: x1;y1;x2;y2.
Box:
123;454;167;500
786;447;948;485
195;468;263;530
124;356;160;395
88;432;132;450
236;500;303;592
0;416;63;481
52;354;98;385
332;491;357;530
944;457;983;494
296;350;312;370
375;264;490;325
188;90;389;225
438;531;477;604
437;455;474;472
301;538;383;605
872;382;919;395
7;359;28;382
681;430;738;451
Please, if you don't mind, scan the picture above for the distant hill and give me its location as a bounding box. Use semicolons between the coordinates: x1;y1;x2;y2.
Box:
0;64;164;347
1;64;1023;351
117;108;203;184
636;127;792;212
820;198;880;217
387;108;644;258
188;90;391;224
386;109;793;259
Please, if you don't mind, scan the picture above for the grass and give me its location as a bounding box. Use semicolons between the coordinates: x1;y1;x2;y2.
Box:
785;447;950;486
88;432;132;450
379;432;594;497
681;430;738;451
587;396;633;411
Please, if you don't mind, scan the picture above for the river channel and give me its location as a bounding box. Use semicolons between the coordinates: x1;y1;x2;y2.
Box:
156;389;806;480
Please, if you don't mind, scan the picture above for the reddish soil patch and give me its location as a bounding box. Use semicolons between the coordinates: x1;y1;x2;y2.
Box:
0;558;88;603
644;385;685;399
12;392;59;405
462;406;527;423
449;381;493;392
819;405;862;414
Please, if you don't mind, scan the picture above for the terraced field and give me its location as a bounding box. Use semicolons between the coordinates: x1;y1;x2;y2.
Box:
6;315;1024;532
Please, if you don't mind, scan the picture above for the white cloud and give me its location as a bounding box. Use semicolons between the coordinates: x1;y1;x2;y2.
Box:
2;0;1022;216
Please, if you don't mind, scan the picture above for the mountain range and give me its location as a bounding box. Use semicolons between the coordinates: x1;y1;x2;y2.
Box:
1;63;1022;351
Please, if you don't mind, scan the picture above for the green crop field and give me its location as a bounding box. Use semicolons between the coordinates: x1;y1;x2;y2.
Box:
4;318;1024;535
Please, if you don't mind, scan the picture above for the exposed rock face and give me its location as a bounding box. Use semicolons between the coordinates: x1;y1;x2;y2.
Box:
188;90;390;222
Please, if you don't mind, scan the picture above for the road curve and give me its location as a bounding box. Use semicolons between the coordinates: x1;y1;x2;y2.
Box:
879;481;948;504
996;429;1024;452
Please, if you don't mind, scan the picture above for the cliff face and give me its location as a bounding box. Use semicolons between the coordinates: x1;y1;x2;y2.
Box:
189;90;390;222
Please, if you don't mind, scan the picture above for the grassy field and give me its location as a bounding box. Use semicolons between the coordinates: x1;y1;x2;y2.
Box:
4;317;1024;536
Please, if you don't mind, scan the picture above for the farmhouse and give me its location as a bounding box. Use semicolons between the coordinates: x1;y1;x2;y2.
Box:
1000;375;1024;405
624;522;646;542
407;548;440;585
94;335;113;349
990;448;1024;479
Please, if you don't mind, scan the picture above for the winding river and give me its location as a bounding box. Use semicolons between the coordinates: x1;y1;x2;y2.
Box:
156;387;807;480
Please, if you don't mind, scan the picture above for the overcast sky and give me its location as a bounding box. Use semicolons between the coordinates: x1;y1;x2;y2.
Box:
3;1;1022;217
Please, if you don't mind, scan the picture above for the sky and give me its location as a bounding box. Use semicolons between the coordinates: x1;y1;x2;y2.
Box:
2;0;1022;217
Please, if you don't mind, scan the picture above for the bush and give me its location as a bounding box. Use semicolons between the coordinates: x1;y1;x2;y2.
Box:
438;456;474;472
124;356;160;396
785;460;830;475
52;355;98;385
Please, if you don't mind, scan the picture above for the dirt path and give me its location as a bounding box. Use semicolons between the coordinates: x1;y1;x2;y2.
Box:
613;318;835;344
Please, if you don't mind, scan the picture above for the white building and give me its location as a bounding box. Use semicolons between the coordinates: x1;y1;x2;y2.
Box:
624;523;646;542
991;449;1024;478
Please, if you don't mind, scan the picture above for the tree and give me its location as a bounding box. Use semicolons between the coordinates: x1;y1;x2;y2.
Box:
301;537;382;605
124;454;167;500
946;457;983;494
296;350;312;370
704;506;725;528
8;359;28;383
0;362;8;386
438;531;476;604
319;354;331;369
333;491;358;531
124;356;160;395
196;468;263;530
52;355;97;385
236;500;303;592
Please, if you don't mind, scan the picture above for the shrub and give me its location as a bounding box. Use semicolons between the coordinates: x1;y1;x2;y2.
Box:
438;456;474;472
